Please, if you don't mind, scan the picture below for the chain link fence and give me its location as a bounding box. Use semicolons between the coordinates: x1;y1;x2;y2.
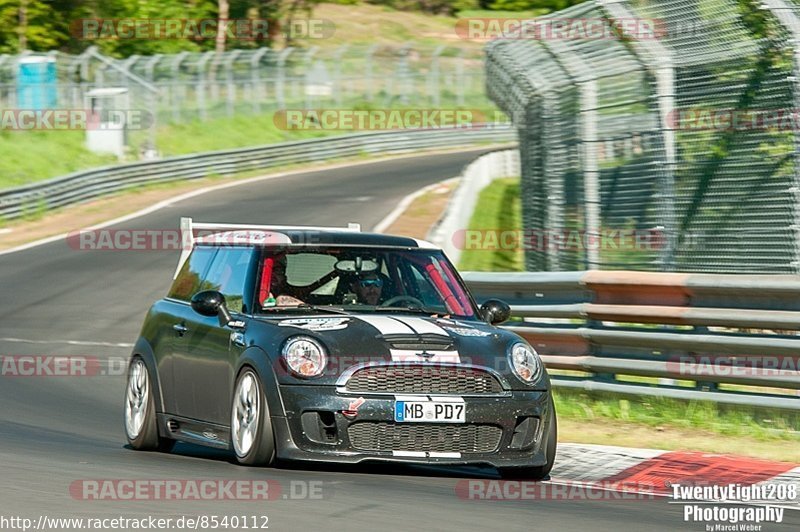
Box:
487;0;800;274
0;44;490;150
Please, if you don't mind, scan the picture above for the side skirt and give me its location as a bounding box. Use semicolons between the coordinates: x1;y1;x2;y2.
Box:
156;413;230;450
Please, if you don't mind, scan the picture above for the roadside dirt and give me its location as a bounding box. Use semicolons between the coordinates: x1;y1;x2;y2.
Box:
383;180;457;239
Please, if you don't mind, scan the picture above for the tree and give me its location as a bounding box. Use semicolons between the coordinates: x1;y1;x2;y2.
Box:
216;0;229;52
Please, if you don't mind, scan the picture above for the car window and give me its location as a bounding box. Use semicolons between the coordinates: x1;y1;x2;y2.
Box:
201;247;255;313
406;262;446;309
256;247;476;317
167;247;217;302
286;253;337;286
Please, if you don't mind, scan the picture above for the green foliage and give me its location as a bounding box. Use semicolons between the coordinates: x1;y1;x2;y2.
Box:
487;0;583;12
0;0;592;54
459;177;525;272
554;388;800;441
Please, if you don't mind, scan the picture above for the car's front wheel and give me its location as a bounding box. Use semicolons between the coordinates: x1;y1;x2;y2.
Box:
499;398;557;480
124;357;174;452
231;368;276;466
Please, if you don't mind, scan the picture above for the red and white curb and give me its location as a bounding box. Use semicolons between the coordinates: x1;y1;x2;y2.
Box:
551;443;800;506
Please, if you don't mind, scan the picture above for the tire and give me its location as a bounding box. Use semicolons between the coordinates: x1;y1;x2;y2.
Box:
231;368;276;466
124;357;175;453
500;396;557;480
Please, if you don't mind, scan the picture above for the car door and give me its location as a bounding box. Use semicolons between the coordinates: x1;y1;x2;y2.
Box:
175;246;256;425
159;246;218;415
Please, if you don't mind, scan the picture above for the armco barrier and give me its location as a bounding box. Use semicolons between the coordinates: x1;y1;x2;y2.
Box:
0;125;515;221
463;271;800;409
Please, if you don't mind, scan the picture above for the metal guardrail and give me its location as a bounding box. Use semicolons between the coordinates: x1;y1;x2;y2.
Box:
0;126;514;221
463;271;800;410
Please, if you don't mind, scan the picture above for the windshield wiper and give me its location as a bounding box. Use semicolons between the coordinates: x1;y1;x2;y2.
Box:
260;304;351;316
377;305;443;315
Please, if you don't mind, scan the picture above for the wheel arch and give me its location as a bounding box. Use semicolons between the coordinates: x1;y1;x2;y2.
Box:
130;337;166;414
234;346;286;419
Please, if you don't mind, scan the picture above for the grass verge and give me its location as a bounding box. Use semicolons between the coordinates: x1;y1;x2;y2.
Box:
458;177;525;271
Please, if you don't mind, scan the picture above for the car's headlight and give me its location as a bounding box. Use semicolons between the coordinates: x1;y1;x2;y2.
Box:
508;342;542;384
282;336;327;378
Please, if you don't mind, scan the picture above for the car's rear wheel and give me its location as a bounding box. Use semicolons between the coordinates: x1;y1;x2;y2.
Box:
500;397;557;480
231;368;276;466
124;357;174;452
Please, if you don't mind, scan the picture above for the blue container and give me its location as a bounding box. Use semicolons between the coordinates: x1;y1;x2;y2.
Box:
17;56;57;109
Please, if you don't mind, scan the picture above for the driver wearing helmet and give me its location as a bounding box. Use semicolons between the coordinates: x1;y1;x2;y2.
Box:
350;271;385;305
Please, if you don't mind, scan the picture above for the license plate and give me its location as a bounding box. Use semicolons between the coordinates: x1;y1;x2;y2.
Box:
394;398;465;423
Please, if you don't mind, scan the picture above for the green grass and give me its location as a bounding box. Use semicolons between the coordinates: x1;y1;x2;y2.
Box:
0;105;496;190
458;177;525;271
455;9;549;18
136;112;334;157
0;129;118;189
554;388;800;442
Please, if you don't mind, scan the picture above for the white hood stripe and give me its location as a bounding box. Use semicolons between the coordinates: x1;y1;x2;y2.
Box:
353;315;461;363
353;315;415;335
390;316;452;337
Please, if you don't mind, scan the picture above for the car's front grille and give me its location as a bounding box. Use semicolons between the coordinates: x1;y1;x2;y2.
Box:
380;333;454;351
344;365;504;395
348;422;502;453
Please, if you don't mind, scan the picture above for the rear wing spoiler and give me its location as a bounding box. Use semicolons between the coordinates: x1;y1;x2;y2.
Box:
174;217;361;279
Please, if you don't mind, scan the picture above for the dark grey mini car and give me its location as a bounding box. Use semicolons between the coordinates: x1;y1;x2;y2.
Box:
124;218;557;478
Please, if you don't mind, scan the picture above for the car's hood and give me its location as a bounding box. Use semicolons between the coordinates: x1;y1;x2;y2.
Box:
255;313;520;383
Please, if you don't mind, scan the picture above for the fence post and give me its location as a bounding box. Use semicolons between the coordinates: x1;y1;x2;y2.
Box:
196;51;215;122
333;45;348;107
170;52;188;123
600;0;678;271
276;47;294;110
761;0;800;274
224;49;242;117
250;48;270;115
581;78;601;270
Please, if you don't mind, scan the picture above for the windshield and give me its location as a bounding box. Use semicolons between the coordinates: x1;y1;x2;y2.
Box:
255;247;476;318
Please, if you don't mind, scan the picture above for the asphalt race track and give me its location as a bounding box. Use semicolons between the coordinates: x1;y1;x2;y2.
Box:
1;149;797;532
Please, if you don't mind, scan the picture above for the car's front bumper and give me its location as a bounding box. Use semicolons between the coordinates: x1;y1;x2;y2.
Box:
270;385;554;468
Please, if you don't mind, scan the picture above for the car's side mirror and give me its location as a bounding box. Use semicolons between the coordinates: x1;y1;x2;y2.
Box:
480;299;511;325
191;290;232;326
